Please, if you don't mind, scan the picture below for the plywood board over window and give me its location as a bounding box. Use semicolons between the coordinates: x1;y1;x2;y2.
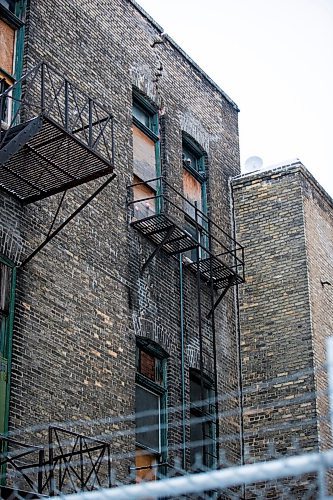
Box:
135;448;157;482
0;18;15;75
133;175;156;219
183;169;202;219
133;124;156;182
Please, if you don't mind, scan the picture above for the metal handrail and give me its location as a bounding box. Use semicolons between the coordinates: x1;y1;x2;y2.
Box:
127;177;245;276
127;177;244;251
47;426;112;494
0;61;115;165
0;434;44;493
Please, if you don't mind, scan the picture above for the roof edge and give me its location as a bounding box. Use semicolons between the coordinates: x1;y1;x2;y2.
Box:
232;161;333;211
128;0;240;112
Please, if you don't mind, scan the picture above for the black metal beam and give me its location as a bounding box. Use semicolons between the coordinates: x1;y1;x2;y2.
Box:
141;226;175;274
20;174;116;267
206;275;236;319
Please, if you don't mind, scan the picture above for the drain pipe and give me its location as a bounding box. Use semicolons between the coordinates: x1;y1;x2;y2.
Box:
179;254;186;469
229;178;245;496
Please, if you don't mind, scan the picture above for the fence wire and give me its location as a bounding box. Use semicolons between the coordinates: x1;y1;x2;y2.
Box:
1;339;333;499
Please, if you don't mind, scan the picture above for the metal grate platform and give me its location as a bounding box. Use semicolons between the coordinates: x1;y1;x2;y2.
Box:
0;62;115;204
132;213;199;255
0;116;114;203
131;213;241;287
186;255;243;289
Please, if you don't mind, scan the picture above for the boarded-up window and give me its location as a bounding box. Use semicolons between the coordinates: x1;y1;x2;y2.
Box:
190;374;214;468
135;448;157;482
133;175;156;219
133;124;156;181
183;169;202;220
132;96;159;220
0;19;15;75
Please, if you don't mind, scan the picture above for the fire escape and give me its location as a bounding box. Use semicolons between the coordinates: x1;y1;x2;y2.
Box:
0;428;112;498
127;177;245;467
0;61;115;266
0;62;116;497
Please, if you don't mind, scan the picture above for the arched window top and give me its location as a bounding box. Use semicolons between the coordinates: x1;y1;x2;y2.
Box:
136;336;169;359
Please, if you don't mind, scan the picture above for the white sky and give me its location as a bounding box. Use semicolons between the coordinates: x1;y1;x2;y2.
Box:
136;0;333;197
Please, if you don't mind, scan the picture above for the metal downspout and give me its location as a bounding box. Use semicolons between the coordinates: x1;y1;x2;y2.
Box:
179;254;186;469
229;179;245;495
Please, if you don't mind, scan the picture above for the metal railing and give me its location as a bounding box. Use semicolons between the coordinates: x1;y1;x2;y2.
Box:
0;61;115;166
127;176;245;283
46;426;112;495
0;435;44;494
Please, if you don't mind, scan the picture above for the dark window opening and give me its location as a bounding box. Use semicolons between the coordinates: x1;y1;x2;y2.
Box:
0;78;11;123
189;372;215;469
135;342;167;482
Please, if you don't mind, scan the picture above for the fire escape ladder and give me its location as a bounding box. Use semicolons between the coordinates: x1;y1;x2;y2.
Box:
128;177;245;470
195;241;219;467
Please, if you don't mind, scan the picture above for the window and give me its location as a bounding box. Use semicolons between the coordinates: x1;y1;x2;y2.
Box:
135;340;167;482
132;93;160;220
0;0;16;12
0;0;25;127
0;260;15;435
182;135;207;262
0;78;12;123
189;371;215;469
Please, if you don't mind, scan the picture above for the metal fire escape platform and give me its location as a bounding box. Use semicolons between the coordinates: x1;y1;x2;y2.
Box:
0;62;115;204
127;177;245;291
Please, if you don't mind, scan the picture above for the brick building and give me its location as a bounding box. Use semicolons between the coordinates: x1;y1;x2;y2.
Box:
232;161;333;496
1;0;333;497
0;0;245;495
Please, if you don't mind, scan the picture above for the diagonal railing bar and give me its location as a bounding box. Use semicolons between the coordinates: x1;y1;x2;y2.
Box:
56;432;83;489
4;456;35;489
43;67;66;126
69;86;90;143
58;455;81;493
55;441;82;493
81;438;99;489
81;442;106;489
91;103;113;162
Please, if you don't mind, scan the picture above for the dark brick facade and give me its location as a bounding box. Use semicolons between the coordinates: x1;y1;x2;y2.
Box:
232;162;333;496
0;0;242;484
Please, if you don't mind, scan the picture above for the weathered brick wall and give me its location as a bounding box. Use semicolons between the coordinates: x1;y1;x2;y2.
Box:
1;0;242;478
232;165;319;482
303;176;333;452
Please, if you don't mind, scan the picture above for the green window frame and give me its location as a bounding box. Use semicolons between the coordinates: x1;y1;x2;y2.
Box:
135;339;168;470
0;0;27;122
182;134;208;261
132;92;161;218
0;255;16;436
